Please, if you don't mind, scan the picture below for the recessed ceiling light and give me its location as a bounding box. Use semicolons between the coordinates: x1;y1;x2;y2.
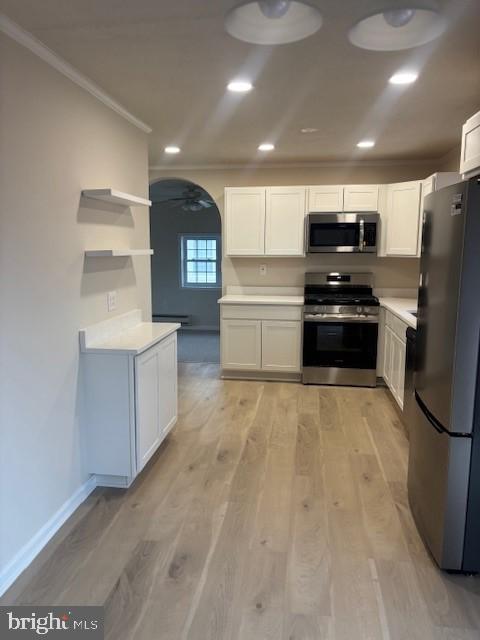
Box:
225;0;323;45
349;7;447;51
164;146;181;154
301;127;319;134
357;140;375;149
389;71;419;85
227;80;254;93
258;143;275;151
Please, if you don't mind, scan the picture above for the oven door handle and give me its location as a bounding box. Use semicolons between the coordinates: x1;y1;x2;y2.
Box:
304;314;378;323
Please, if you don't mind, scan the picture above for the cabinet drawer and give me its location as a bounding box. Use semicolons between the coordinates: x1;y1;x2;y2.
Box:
221;304;302;321
385;310;408;341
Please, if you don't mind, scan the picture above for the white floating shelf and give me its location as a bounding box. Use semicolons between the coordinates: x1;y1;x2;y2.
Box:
85;249;154;258
82;189;152;207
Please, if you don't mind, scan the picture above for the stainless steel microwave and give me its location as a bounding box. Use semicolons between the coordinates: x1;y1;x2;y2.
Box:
307;212;379;254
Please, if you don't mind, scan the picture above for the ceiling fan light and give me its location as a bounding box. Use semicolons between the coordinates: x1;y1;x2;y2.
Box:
348;7;447;51
225;0;323;45
383;8;416;28
258;0;291;19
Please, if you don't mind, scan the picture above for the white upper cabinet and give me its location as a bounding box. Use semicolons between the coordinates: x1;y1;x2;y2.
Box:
343;185;379;211
460;110;480;178
385;181;422;257
225;186;306;257
225;187;266;256
265;187;306;256
307;185;343;212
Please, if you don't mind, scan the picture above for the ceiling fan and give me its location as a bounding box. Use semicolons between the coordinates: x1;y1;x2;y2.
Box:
158;186;215;212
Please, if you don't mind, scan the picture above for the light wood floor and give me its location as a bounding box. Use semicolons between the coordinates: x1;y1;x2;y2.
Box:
3;363;480;639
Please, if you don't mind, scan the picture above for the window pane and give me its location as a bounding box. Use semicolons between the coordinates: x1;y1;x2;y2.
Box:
207;262;215;272
197;272;207;283
187;248;197;260
187;261;196;272
187;239;196;250
187;272;197;283
206;273;217;283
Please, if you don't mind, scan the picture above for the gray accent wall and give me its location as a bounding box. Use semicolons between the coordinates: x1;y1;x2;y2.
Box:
149;190;221;330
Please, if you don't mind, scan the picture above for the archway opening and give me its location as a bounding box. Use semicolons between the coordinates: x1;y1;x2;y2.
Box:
149;178;221;364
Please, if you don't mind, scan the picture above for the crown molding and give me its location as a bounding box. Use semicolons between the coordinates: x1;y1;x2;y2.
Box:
0;13;152;134
149;157;440;172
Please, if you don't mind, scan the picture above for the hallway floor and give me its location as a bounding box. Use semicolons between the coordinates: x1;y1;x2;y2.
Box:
177;329;220;364
3;364;480;639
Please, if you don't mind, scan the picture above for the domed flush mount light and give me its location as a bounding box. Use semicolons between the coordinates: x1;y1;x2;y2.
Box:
225;0;323;45
164;146;181;154
258;142;275;151
348;6;447;51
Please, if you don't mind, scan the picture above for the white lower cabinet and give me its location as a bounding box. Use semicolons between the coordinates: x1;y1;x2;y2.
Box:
261;321;301;372
83;332;178;487
221;319;262;370
382;311;407;409
136;334;178;472
221;305;302;376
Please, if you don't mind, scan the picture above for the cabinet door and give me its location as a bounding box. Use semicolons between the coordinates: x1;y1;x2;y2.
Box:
344;185;379;212
225;187;266;256
135;347;161;472
385;181;422;256
460;110;480;177
383;325;393;387
221;319;261;370
157;334;177;436
307;186;343;212
265;187;306;256
390;332;406;409
261;321;301;372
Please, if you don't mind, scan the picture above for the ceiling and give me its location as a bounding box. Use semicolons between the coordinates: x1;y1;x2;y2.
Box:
1;0;479;167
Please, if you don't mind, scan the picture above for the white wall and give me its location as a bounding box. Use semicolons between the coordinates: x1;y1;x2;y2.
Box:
0;34;151;585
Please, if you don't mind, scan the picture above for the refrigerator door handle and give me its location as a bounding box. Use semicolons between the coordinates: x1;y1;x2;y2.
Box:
415;391;447;435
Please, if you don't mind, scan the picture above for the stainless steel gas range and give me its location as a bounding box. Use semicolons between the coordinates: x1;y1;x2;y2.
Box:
302;272;379;387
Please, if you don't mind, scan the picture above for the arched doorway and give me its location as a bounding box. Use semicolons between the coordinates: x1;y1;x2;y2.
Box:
149;178;221;364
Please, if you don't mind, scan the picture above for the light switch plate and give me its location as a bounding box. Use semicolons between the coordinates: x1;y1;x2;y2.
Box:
107;290;117;312
259;264;267;276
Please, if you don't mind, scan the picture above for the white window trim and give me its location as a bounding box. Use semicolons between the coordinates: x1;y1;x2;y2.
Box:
180;233;222;289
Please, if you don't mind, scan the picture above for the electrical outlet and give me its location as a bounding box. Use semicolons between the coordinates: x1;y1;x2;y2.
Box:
107;290;117;312
259;264;267;276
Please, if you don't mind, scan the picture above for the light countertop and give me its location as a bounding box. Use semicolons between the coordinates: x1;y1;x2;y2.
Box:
380;298;417;329
218;294;304;306
81;322;180;355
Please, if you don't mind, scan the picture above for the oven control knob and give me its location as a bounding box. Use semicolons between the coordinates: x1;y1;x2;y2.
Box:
357;306;362;314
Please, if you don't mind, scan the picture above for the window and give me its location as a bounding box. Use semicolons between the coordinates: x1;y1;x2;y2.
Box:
180;234;221;288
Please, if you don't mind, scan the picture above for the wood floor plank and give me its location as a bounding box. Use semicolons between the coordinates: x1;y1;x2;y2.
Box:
350;453;409;562
237;549;287;640
4;368;480;640
287;475;331;617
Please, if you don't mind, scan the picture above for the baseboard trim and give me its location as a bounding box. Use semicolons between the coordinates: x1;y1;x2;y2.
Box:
221;369;301;383
0;475;97;596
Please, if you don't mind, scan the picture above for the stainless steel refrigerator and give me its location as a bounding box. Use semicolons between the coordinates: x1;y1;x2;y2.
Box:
408;175;480;572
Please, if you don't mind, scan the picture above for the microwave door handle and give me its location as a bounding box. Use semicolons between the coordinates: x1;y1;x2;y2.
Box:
359;219;365;252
